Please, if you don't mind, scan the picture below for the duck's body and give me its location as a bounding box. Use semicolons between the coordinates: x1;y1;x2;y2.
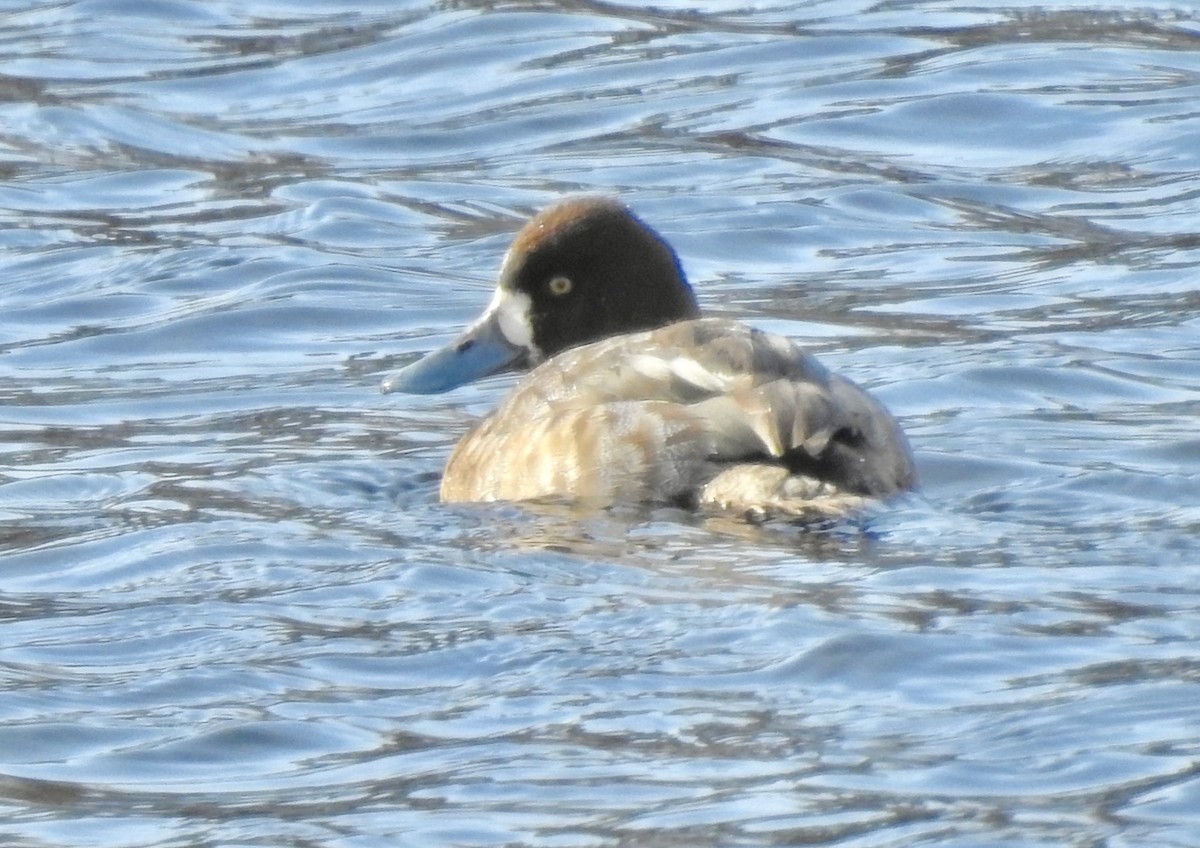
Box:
382;197;915;517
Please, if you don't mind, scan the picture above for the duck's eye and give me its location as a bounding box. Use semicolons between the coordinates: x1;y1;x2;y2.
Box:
547;276;573;296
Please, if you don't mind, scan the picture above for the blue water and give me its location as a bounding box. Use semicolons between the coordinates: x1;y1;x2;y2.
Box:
2;2;1199;846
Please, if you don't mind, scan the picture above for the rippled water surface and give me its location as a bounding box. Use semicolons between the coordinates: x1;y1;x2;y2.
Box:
3;1;1200;846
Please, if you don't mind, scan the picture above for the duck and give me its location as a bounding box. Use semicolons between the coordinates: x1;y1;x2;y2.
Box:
381;196;915;518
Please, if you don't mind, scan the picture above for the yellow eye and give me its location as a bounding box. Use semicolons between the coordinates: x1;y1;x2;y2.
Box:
547;276;573;296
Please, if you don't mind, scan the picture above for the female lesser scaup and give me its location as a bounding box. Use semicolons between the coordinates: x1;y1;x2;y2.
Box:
382;197;915;517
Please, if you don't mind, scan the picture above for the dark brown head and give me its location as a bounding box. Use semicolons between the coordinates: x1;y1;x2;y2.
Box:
494;197;698;360
382;197;699;394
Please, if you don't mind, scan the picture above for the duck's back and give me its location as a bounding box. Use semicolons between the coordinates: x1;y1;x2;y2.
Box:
440;318;915;516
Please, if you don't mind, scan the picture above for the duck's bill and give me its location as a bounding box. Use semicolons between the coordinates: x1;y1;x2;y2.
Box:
380;307;527;395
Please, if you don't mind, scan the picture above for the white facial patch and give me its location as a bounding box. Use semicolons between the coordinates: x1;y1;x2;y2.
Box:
480;287;539;359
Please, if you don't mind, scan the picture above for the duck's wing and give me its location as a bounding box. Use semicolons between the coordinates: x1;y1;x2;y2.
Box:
527;318;915;491
441;318;914;508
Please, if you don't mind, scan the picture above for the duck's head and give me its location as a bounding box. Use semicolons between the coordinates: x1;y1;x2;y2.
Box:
381;197;699;394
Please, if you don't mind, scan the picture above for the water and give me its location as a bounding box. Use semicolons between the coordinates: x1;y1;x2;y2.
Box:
2;1;1199;845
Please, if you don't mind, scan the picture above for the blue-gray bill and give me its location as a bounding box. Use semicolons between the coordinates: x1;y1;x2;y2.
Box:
380;308;525;394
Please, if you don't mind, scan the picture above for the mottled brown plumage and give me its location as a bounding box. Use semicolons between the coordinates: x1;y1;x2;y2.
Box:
382;197;915;518
439;319;914;516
